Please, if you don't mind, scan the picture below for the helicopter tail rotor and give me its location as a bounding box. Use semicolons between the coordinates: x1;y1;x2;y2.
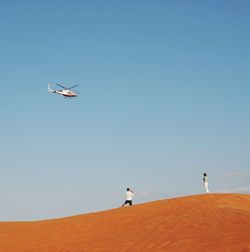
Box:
48;83;56;93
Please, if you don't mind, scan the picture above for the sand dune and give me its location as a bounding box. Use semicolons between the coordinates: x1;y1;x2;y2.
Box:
0;194;250;252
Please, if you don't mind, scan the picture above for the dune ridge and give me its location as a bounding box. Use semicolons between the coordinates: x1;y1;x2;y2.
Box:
0;193;250;252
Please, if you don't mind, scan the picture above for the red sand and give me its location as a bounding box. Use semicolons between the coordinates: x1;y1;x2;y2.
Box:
0;194;250;252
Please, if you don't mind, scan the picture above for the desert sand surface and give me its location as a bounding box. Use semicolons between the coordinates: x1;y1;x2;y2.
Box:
0;193;250;252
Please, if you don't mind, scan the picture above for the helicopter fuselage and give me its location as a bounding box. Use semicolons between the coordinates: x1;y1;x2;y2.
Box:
55;90;77;97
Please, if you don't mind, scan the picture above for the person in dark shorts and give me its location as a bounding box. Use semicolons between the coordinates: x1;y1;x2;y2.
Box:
122;188;135;207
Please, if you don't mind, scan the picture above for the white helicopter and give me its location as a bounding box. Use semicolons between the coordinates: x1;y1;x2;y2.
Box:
48;83;79;98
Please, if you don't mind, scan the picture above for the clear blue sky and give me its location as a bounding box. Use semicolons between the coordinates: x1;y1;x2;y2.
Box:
0;0;249;220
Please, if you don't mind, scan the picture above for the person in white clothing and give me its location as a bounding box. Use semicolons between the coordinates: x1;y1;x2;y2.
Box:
122;188;135;207
203;173;210;193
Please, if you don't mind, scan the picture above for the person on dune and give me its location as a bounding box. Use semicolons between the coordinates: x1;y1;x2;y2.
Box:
203;173;210;193
122;188;135;207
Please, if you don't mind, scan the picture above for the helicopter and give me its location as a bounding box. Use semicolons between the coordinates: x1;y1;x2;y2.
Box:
48;83;79;98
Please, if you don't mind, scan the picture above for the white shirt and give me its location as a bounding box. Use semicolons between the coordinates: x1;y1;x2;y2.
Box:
126;191;134;200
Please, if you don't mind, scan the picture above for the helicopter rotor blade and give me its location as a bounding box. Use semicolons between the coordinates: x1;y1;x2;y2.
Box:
56;83;68;89
68;84;79;90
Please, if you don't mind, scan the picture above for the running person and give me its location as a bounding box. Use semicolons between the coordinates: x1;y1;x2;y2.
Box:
122;188;135;207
